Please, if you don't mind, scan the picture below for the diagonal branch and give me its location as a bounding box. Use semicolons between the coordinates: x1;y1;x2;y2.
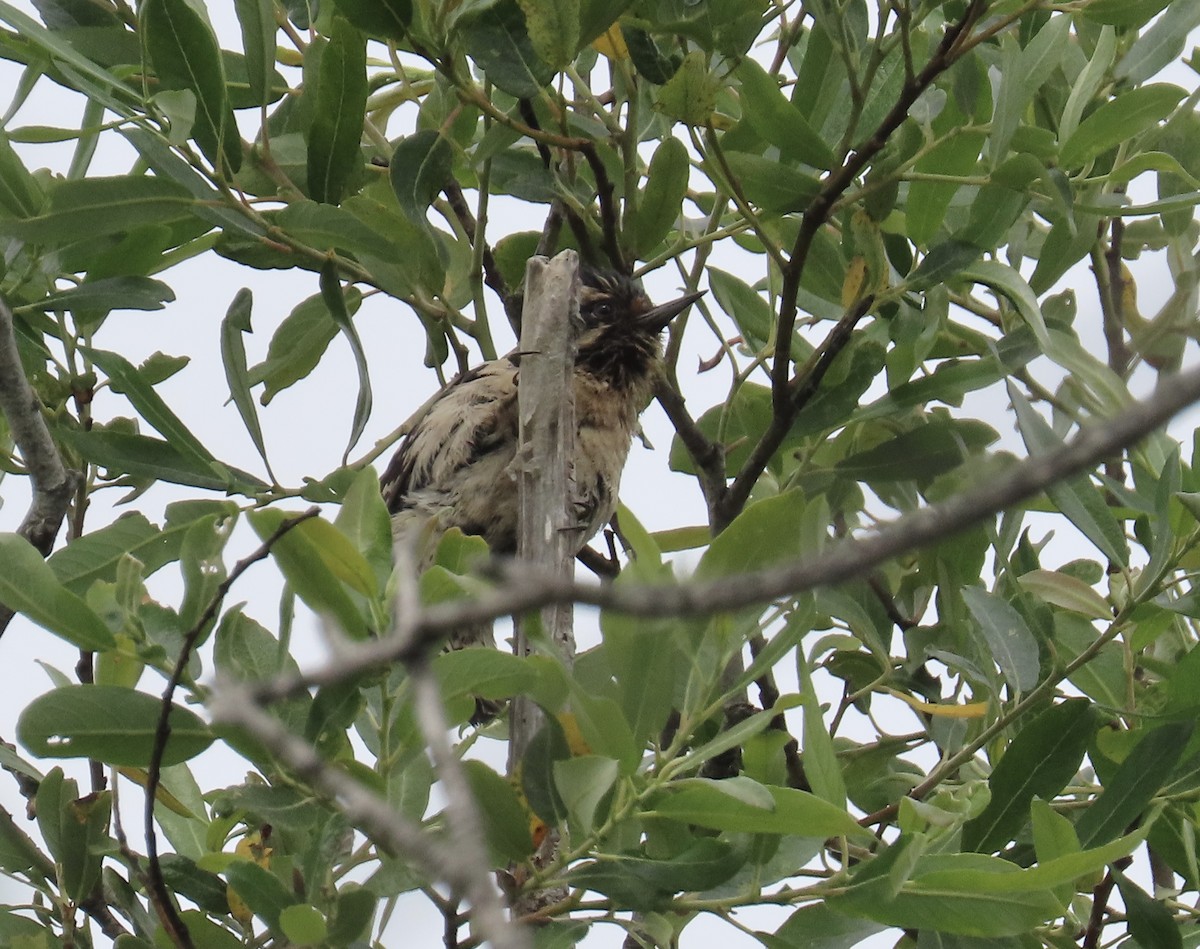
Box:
0;296;77;636
248;360;1200;699
722;0;988;529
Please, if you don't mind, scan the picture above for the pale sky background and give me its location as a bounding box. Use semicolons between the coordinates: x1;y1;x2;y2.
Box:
0;4;1199;948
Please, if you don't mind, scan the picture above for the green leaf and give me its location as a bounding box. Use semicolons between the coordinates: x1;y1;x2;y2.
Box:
1113;867;1183;949
220;289;274;481
18;685;213;766
1017;569;1112;620
84;346;217;472
1082;0;1169;28
389;129;453;230
960;586;1040;693
462;760;534;864
319;261;372;460
988;16;1070;166
335;465;394;588
908;132;986;246
1075;721;1192;848
736;58;834;169
774;902;887;949
308;16;367;204
708;266;773;349
15;276;175;314
633;136;689;258
569;838;741;910
719;150;820;213
652;778;872;840
248;287;359;404
233;0;275;106
656;50;719;126
516;0;579;69
554;755;618;834
330;0;412;42
57;426;264;493
223;859;297;932
0;533;114;649
0;174;192;243
140;0;241;173
1009;384;1129;566
0;129;42;217
798;646;846;809
461;0;553;98
835;419;998;484
248;508;369;639
279;904;328;946
961;698;1096;853
1060;85;1186;170
47;512;185;595
696;490;807;580
1114;2;1200;84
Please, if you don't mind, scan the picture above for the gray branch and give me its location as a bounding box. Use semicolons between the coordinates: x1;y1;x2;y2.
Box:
248;362;1200;698
0;297;76;635
510;252;580;766
208;678;525;949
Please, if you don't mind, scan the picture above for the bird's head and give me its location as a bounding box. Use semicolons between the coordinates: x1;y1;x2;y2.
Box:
575;267;703;389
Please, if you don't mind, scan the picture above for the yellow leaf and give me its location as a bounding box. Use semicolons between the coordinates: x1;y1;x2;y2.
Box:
886;688;989;718
592;24;628;60
842;255;870;306
556;711;592;755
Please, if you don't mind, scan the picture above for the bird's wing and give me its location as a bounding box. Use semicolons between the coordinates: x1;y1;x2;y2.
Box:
380;357;520;514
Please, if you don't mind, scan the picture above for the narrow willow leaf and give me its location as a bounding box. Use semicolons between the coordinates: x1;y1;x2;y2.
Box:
388;129;453;229
633;136;689;258
798;647;846;809
461;0;553;97
248;508;369;639
330;0;413;41
1114;2;1200;84
736;58;834;169
961;586;1039;693
1060;85;1186;170
988;16;1070;166
319;261;372;460
1017;569;1112;619
1009;384;1129;566
140;0;241;173
962;261;1048;346
83;347;216;471
961;698;1096;853
220;289;274;482
719;151;820;213
0;534;114;650
0;129;41;216
1113;867;1184;949
16;276;175;314
652;779;872;840
308;16;367;204
0;175;192;243
18;685;213;766
233;0;275;105
708;266;773;349
55;427;264;493
1060;27;1115;143
249;289;359;404
47;512;184;594
1075;721;1192;848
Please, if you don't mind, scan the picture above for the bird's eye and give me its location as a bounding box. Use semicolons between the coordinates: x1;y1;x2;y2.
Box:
594;301;614;319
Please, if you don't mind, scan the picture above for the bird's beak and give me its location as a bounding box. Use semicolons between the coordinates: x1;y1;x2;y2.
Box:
637;290;705;333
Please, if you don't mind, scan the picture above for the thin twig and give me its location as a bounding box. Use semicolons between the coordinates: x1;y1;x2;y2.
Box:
249;361;1200;699
0;297;78;636
143;507;319;949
